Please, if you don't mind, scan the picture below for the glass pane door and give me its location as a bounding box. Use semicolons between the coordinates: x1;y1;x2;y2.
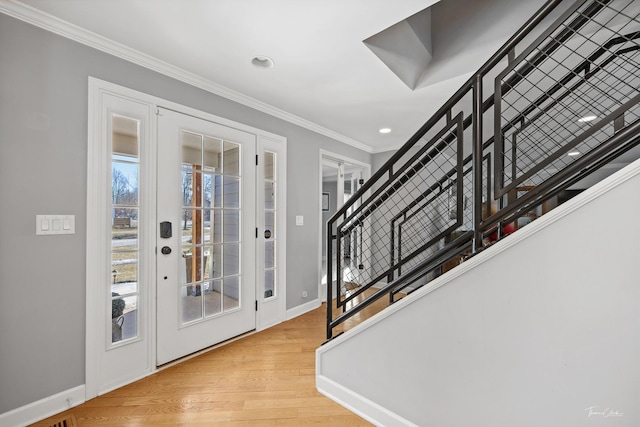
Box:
156;108;256;366
263;151;277;299
180;133;242;322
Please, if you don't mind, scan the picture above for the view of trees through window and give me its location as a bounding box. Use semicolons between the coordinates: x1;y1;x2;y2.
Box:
110;117;140;343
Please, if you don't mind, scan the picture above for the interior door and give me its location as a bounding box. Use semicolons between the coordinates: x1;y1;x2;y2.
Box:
156;108;256;365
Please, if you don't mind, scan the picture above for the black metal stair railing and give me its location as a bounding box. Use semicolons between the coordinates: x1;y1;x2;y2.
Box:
326;0;640;340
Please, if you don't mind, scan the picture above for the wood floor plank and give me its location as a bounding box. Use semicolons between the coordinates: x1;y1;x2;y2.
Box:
230;407;298;421
30;303;373;426
275;415;372;426
243;396;339;411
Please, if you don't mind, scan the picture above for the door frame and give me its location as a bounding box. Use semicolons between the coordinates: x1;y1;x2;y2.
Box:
87;78;287;399
256;135;288;330
318;150;371;303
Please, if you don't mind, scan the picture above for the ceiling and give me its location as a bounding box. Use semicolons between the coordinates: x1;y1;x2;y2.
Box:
9;0;548;153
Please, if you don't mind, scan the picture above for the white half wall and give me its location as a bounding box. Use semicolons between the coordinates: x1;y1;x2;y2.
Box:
317;159;640;426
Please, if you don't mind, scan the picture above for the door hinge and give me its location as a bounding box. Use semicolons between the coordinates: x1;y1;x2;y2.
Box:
256;154;259;166
255;300;258;311
256;227;258;238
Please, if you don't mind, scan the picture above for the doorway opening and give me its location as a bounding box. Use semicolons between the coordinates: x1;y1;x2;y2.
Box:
319;151;370;302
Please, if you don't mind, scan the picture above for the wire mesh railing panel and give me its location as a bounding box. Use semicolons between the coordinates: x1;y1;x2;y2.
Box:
327;0;640;339
496;0;640;196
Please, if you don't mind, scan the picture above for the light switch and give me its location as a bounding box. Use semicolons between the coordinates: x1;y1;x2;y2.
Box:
36;215;75;235
296;215;304;226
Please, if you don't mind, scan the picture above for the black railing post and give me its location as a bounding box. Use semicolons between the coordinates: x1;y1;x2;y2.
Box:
472;75;484;252
389;218;395;281
326;220;333;339
397;224;403;276
336;214;344;311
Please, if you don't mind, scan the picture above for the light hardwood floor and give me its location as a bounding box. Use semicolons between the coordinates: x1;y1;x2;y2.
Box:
31;301;380;426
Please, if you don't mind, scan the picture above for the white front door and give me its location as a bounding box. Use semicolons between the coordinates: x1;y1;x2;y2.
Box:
156;108;256;365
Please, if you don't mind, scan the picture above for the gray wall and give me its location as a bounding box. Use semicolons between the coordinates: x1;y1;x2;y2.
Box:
0;14;371;413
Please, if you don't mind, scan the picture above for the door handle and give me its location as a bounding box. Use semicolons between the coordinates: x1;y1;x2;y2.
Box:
161;246;172;255
160;221;172;238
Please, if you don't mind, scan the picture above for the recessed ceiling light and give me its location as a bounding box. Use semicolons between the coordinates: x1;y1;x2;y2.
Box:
379;128;391;134
251;56;275;69
568;150;581;156
578;115;597;123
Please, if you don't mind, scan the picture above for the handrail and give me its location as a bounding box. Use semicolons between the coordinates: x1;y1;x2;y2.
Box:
326;0;640;339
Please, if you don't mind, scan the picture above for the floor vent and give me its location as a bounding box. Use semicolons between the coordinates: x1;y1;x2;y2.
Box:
47;414;77;427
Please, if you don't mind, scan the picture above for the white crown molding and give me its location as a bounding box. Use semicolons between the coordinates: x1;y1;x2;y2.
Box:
0;0;375;154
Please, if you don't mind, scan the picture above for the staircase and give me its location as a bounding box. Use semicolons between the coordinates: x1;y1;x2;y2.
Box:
319;1;640;425
324;0;640;340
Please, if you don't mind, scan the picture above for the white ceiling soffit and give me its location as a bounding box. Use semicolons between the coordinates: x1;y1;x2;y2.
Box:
364;8;434;90
1;0;548;153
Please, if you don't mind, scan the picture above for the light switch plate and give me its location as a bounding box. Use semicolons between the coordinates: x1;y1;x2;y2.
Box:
296;215;304;226
37;215;75;235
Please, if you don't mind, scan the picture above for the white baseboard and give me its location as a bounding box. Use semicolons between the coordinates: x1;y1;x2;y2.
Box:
0;385;85;427
286;298;320;320
316;375;417;427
